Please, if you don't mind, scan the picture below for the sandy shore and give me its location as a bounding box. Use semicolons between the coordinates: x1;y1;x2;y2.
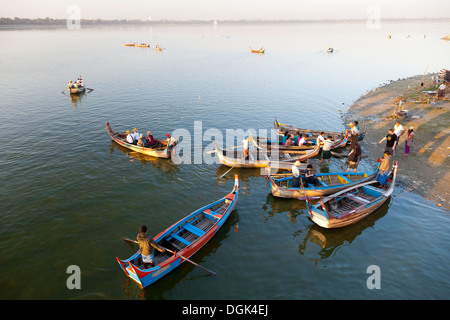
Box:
344;74;449;209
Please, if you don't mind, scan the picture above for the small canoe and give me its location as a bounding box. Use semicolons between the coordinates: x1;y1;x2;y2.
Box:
106;122;176;159
266;164;379;199
69;86;85;94
305;161;398;228
215;141;320;169
327;47;334;53
135;44;150;47
250;48;265;54
117;175;240;288
124;43;136;46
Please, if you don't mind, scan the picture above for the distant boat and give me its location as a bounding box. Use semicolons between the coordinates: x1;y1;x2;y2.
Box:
135;43;150;47
250;47;265;54
123;43;136;46
156;45;163;51
327;47;334;53
441;34;450;41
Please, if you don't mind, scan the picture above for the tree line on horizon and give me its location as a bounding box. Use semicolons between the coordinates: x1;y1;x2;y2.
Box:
1;16;449;26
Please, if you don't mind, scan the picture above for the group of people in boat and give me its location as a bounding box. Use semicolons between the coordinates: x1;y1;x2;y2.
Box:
67;76;83;89
125;127;175;148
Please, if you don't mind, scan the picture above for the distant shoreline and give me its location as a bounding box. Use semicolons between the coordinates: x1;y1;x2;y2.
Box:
1;17;450;26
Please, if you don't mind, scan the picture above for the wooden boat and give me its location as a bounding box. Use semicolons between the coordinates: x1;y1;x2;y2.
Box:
69;86;85;94
155;45;163;51
251;130;349;152
117;175;240;288
274;116;364;145
215;141;320;169
327;47;334;53
266;164;379;199
123;43;136;46
250;47;265;54
106;122;176;159
305;161;398;228
135;43;150;47
441;34;450;41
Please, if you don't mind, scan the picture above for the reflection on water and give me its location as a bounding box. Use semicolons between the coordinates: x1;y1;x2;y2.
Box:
296;198;390;260
109;140;180;175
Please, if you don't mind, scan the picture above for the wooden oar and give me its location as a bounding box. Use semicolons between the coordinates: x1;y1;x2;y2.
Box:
217;163;238;179
122;238;217;277
207;145;243;154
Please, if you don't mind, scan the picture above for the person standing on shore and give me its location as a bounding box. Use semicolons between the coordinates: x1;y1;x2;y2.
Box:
349;122;359;147
347;143;362;172
404;126;415;156
394;121;405;154
378;128;397;156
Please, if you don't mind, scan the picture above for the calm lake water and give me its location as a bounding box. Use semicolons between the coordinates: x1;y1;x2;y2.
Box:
0;21;449;300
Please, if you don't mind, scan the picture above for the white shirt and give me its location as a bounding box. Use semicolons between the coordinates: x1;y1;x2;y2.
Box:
126;134;134;144
132;132;140;141
243;139;249;150
351;126;359;135
394;124;404;137
298;137;306;146
291;165;300;178
322;139;333;151
316;135;325;146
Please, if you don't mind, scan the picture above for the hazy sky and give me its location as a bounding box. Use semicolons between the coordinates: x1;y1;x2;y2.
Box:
1;0;449;20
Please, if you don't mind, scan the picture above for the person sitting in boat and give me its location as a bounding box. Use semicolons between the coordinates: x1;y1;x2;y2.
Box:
166;133;176;147
137;225;165;268
131;128;140;143
293;131;300;145
137;134;147;147
304;164;320;187
68;81;72;89
147;131;155;147
282;132;289;145
285;135;292;146
126;130;135;144
298;134;308;146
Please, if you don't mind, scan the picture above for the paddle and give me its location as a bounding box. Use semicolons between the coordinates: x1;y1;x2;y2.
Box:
217;163;238;179
122;238;217;277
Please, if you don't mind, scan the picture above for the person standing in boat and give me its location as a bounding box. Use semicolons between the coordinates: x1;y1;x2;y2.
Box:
292;161;301;188
378;128;397;156
242;137;250;159
166;133;176;147
404;126;414;156
347;143;362;172
376;152;390;188
320;136;333;164
137;225;165;268
316;132;325;147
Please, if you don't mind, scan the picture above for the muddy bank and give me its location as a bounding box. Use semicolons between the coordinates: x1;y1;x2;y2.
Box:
344;74;449;209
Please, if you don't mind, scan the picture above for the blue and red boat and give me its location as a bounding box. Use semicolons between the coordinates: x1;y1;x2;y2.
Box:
116;175;240;288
